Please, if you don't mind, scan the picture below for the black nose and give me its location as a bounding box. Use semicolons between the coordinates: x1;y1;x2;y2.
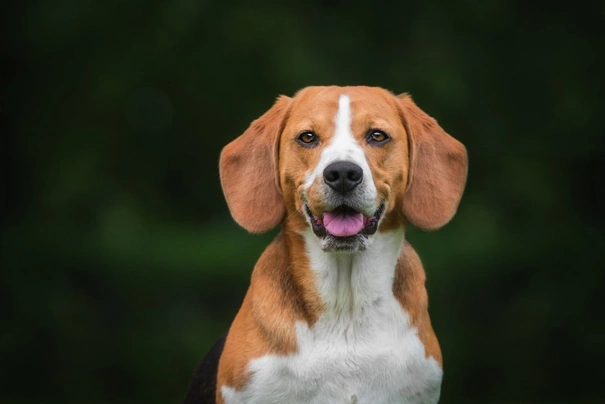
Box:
323;161;363;195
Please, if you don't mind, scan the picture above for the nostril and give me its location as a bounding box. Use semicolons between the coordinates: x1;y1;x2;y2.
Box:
347;169;362;182
325;169;340;182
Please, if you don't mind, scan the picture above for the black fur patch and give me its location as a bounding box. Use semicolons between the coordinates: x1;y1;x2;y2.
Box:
183;332;227;404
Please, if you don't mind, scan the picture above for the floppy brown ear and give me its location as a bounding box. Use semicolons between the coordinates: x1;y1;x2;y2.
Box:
398;94;468;230
219;96;291;233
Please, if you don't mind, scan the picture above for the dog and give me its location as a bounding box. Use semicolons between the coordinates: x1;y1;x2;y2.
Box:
184;86;468;404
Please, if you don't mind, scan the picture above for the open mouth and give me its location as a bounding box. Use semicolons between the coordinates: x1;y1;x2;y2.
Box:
305;203;385;239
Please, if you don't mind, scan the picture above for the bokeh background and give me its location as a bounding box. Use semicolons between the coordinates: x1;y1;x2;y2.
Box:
2;1;604;403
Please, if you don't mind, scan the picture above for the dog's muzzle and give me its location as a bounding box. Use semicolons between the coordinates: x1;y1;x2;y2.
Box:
303;160;384;251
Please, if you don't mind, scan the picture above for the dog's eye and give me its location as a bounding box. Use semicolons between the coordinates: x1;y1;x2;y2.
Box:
297;131;318;147
367;130;391;145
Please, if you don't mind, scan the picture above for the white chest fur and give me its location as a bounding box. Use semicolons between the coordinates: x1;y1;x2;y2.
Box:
221;231;442;404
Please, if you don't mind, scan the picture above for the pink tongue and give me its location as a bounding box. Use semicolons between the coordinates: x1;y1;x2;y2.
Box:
323;211;364;237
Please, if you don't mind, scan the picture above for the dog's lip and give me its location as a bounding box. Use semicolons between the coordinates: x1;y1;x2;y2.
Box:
304;202;385;238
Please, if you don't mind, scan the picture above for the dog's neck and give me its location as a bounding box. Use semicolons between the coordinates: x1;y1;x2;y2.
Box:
283;227;406;318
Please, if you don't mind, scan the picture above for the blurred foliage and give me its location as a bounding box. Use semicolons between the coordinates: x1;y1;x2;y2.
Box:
2;0;604;403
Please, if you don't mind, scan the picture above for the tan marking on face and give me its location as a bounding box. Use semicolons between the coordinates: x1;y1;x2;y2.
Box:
278;87;338;230
277;86;411;234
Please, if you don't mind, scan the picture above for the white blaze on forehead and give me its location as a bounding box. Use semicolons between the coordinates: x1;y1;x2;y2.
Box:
303;95;376;198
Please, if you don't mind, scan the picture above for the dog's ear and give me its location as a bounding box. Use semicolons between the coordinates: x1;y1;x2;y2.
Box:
219;96;291;233
398;94;468;230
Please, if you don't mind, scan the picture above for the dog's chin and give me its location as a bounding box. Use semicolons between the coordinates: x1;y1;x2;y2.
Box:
318;234;370;252
304;202;385;253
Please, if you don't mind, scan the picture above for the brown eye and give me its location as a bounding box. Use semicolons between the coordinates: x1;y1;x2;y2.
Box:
367;130;390;145
296;131;318;147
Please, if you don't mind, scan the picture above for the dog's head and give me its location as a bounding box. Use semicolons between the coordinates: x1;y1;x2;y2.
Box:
220;86;467;252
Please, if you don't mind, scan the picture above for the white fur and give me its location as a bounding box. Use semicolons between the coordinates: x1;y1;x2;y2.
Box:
221;230;443;404
303;94;377;209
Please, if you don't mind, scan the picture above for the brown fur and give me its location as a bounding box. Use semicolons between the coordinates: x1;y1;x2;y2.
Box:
216;86;467;400
398;93;468;230
393;241;443;365
219;95;292;233
217;234;299;395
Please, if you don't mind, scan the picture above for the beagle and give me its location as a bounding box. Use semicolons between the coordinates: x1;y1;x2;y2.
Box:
184;86;468;404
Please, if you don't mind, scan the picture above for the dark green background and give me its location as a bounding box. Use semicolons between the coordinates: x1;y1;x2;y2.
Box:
2;1;604;403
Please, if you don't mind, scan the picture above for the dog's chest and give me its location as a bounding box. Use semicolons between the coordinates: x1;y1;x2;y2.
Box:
221;299;442;404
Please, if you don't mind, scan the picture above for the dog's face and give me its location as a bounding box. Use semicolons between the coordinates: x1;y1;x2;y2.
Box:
278;87;410;251
220;86;467;252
